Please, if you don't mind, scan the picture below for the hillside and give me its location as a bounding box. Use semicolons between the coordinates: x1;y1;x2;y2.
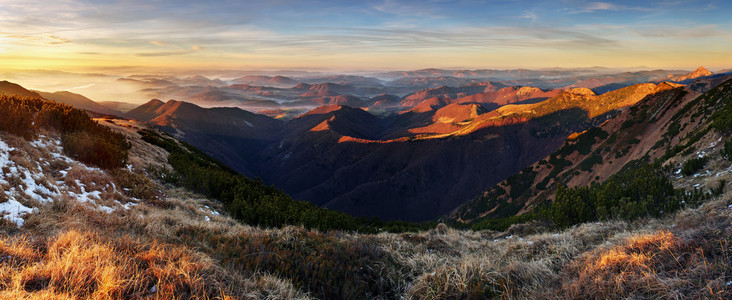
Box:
126;99;283;177
454;76;732;228
36;90;122;116
0;81;43;98
0;91;729;299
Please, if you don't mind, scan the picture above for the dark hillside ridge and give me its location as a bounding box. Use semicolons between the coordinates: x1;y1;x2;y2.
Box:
126;99;282;177
37;90;123;116
0;80;43;98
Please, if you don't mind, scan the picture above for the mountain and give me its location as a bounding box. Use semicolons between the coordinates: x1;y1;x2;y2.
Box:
388;76;487;89
234;75;298;87
98;101;140;113
0;80;43;98
126;99;282;176
36;90;122;115
368;93;401;108
301;75;385;87
455;86;559;106
399;83;502;107
297;82;356;97
1;81;123;116
667;66;713;82
453;76;731;224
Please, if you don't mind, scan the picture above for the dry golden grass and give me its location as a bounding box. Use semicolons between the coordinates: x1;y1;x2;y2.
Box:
0;230;229;299
549;190;732;300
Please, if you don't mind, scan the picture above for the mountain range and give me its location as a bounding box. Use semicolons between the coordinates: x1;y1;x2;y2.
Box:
0;66;724;222
123;79;699;221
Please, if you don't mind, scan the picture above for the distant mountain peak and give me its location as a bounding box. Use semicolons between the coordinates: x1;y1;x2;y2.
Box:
693;66;711;74
301;104;348;117
667;66;713;82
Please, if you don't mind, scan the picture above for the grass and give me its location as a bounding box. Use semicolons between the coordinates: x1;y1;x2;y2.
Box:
553;199;732;299
0;230;230;299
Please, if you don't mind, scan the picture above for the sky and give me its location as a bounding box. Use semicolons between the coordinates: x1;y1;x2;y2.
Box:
1;0;732;73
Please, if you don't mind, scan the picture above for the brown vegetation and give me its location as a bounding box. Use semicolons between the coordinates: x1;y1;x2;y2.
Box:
0;230;228;299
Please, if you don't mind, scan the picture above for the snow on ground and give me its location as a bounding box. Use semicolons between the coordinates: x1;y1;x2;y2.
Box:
0;135;137;227
0;199;35;227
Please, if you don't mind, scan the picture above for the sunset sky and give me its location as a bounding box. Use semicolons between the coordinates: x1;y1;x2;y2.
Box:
1;0;731;72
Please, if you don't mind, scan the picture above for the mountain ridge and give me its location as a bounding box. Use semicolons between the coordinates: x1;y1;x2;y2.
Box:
123;80;681;221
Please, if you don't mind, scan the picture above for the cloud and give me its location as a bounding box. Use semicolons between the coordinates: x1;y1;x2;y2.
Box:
522;12;538;23
47;35;70;44
135;50;195;57
569;1;649;14
372;0;443;18
633;25;731;39
150;40;168;46
67;83;96;90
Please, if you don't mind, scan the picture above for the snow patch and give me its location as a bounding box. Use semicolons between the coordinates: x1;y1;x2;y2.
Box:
0;199;34;227
244;121;253;127
0;138;14;168
0;135;140;225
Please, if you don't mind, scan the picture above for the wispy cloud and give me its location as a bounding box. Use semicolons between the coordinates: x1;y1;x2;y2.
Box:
372;0;444;18
135;50;196;57
633;25;731;39
568;1;649;14
47;35;70;44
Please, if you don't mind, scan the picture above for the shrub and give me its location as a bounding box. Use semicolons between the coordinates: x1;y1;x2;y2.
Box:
544;161;684;228
579;153;603;171
0;95;130;169
711;180;726;197
62;131;129;169
722;138;732;161
710;98;732;133
506;167;536;199
681;156;708;176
